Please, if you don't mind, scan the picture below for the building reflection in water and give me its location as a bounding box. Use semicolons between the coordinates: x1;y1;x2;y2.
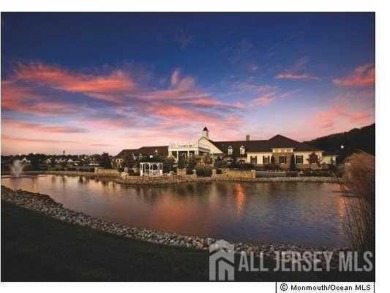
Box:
233;183;246;217
0;175;351;247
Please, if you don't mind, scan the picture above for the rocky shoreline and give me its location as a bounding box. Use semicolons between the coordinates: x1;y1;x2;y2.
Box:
1;185;347;269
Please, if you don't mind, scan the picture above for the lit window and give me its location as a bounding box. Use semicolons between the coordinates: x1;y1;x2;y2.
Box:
263;156;269;164
228;146;233;155
240;145;245;155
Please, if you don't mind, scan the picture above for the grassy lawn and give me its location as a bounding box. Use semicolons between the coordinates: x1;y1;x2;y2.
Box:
1;200;374;282
1;201;210;281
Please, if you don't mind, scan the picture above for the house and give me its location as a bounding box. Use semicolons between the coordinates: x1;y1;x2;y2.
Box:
195;127;324;169
115;127;331;169
113;146;168;168
322;151;338;165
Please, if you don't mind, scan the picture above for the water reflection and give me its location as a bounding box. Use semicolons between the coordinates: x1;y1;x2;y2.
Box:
233;184;246;217
1;175;349;247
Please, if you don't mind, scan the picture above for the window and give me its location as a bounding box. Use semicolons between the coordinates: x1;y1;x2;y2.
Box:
250;156;257;164
240;145;245;155
228;146;233;155
263;156;269;164
296;155;303;164
279;155;287;164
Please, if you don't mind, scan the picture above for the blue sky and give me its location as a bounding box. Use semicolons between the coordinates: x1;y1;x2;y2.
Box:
2;12;375;155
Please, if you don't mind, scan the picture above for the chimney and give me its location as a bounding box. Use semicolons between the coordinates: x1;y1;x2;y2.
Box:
246;135;250;141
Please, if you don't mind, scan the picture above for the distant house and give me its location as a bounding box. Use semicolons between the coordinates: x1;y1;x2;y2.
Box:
115;127;334;169
113;146;168;168
322;151;338;165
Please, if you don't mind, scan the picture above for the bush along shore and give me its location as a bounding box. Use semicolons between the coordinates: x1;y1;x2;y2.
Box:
2;185;347;270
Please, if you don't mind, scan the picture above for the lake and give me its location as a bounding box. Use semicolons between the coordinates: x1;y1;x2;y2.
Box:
1;175;349;247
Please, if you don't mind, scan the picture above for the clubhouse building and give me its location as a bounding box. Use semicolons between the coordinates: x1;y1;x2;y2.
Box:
114;127;336;169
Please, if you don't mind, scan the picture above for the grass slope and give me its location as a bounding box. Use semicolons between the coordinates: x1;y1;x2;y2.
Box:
1;201;209;281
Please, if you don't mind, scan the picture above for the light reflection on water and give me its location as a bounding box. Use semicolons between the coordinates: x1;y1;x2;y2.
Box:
2;175;349;247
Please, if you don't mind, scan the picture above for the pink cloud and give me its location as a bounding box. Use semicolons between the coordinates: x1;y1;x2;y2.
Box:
275;73;318;80
233;82;278;92
3;120;88;134
169;68;195;91
170;68;181;86
13;62;135;103
190;97;225;107
250;88;301;107
311;107;373;130
275;56;318;80
252;93;276;106
332;64;375;87
2;82;80;116
148;104;219;124
1;63;251;154
2;134;75;144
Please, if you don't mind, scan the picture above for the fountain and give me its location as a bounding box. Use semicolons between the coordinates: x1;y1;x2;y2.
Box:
10;159;25;177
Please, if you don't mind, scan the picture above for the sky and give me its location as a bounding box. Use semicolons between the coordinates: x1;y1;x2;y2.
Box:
1;12;375;155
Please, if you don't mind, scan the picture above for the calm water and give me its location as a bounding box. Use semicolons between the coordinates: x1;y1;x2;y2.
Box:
1;175;349;247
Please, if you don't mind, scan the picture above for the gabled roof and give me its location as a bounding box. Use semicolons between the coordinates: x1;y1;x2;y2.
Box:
137;146;168;156
115;146;168;158
115;134;320;158
115;149;138;158
267;135;322;152
211;134;321;154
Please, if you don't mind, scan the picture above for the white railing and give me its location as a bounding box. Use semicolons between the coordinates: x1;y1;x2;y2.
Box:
169;141;210;151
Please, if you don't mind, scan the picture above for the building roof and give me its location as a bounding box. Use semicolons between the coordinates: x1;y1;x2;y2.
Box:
211;134;321;154
115;146;168;158
203;126;208;131
116;134;320;159
137;146;169;156
114;149;138;158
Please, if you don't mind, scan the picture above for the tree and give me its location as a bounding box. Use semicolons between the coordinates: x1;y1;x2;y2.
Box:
307;152;322;167
100;152;112;169
177;155;186;169
163;157;175;173
186;156;196;171
290;154;296;171
123;152;135;168
26;153;43;170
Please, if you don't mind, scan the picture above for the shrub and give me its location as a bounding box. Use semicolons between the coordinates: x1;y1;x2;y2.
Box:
214;159;227;168
286;171;298;177
229;162;254;170
342;152;375;253
196;167;212;177
263;163;281;171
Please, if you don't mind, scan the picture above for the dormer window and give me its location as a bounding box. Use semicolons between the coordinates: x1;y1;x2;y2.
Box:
240;145;245;155
228;146;233;155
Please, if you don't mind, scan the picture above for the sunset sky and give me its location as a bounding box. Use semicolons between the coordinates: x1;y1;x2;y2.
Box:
2;12;375;155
